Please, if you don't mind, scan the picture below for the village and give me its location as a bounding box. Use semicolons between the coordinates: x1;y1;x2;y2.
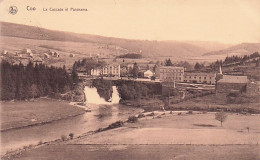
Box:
1;47;260;103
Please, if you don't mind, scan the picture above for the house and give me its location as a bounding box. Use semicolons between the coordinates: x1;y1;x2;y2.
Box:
144;70;154;78
22;48;33;57
2;50;8;55
54;52;59;57
183;72;216;84
159;66;184;82
215;66;248;96
216;75;248;94
49;51;60;57
15;52;22;57
32;57;43;65
44;53;50;58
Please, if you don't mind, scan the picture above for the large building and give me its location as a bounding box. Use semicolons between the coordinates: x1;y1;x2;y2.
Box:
183;72;216;84
91;64;120;77
159;66;184;82
102;64;120;77
216;75;248;94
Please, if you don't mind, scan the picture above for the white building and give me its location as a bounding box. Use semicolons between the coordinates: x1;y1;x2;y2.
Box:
144;70;154;78
91;64;120;77
102;64;120;77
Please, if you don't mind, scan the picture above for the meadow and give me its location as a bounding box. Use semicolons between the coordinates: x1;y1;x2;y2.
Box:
1;98;85;131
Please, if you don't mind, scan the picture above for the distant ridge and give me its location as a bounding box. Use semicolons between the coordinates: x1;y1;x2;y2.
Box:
203;43;260;57
0;21;243;58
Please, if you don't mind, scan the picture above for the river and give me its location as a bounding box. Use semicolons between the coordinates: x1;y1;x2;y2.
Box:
1;86;142;155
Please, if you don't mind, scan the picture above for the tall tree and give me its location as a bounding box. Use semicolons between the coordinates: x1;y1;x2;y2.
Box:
165;59;173;66
132;63;139;78
215;111;228;127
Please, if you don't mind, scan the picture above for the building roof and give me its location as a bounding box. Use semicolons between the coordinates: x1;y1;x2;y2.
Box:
218;75;248;83
160;66;184;69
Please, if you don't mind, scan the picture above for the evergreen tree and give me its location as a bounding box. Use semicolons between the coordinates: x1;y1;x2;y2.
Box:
165;58;173;66
132;63;139;78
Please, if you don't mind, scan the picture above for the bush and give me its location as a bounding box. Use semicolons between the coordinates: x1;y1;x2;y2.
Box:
38;141;43;145
187;110;193;114
107;121;124;129
170;111;173;114
138;113;145;118
127;116;138;123
61;135;67;141
69;133;74;139
177;112;182;115
147;112;155;116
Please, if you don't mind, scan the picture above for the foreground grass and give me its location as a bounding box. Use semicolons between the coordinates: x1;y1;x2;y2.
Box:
1;98;85;131
4;111;259;160
4;144;259;160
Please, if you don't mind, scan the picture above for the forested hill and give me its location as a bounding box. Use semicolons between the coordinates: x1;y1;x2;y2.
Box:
0;60;79;100
1;22;229;58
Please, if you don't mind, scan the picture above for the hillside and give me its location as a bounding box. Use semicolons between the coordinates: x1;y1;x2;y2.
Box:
1;22;229;58
203;43;260;56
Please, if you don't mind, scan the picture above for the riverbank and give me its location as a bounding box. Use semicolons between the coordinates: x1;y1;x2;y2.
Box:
4;111;260;160
1;98;86;132
121;94;260;114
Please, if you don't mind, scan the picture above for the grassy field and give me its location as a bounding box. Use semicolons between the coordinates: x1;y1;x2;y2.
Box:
6;111;259;160
0;98;85;131
6;144;259;160
71;112;260;145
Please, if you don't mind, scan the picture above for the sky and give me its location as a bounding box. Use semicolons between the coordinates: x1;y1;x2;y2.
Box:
0;0;260;43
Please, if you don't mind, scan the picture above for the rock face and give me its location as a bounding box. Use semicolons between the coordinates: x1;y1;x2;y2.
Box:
72;82;86;102
92;79;113;101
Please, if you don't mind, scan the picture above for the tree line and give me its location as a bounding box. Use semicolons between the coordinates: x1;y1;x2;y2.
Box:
1;60;78;100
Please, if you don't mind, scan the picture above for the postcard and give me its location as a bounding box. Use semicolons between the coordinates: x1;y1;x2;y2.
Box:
0;0;260;159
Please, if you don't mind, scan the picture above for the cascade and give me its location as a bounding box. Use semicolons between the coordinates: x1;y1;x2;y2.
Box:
84;86;120;105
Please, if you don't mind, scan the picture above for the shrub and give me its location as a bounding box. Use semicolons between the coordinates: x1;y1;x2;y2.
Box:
138;113;145;118
69;133;74;139
157;115;162;118
162;113;166;115
202;111;207;114
177;112;182;115
61;135;67;141
187;110;193;114
107;121;124;129
147;112;155;116
38;141;43;145
127;116;138;123
170;111;173;114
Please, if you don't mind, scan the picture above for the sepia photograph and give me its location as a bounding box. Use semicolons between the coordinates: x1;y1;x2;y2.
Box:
0;0;260;159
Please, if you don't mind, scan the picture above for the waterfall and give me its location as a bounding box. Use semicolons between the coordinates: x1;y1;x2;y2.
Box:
84;86;120;105
109;86;120;104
